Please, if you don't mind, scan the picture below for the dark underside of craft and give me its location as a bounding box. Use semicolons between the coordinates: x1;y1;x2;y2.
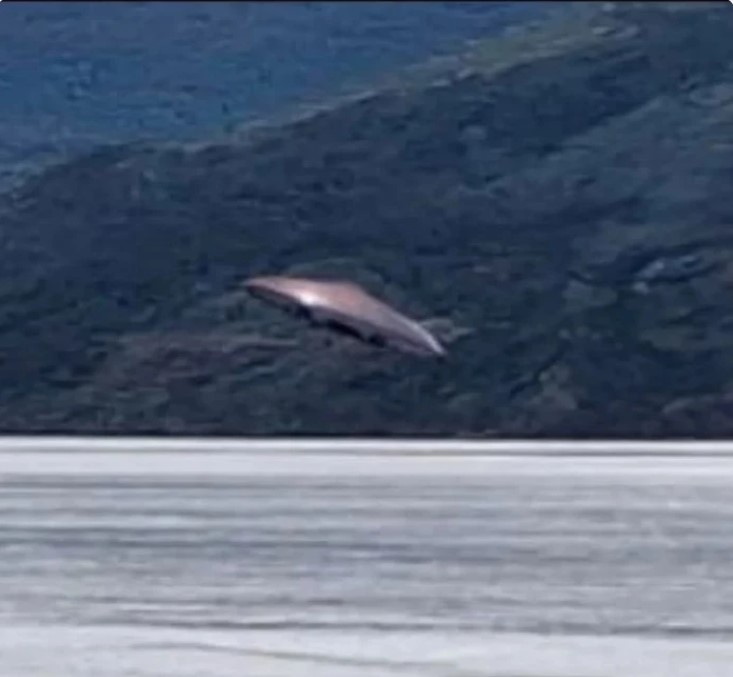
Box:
284;301;424;354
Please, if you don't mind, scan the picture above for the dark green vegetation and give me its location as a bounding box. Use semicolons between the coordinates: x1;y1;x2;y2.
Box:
1;2;732;437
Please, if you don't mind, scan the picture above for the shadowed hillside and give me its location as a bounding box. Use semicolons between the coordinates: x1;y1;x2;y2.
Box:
1;1;732;437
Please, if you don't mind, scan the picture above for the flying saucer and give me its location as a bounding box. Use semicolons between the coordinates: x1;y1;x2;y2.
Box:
244;275;446;357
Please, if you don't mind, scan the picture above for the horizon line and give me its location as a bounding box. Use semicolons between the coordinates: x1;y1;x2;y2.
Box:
0;435;731;457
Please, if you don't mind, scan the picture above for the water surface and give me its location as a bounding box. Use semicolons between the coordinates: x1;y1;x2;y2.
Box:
1;445;732;676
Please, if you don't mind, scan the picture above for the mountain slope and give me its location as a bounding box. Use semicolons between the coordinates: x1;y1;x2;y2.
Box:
1;1;732;437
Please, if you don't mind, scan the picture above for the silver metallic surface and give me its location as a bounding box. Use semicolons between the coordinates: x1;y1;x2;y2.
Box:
245;276;446;357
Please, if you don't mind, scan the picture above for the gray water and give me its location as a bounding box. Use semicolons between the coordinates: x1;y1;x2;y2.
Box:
1;444;733;676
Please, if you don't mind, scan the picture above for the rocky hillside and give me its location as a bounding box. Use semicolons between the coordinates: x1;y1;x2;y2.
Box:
1;1;732;437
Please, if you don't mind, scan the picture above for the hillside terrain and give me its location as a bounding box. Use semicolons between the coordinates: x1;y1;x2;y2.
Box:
1;1;732;437
0;1;542;191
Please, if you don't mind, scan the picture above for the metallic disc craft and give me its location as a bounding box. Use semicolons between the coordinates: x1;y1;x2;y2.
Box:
245;275;446;357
